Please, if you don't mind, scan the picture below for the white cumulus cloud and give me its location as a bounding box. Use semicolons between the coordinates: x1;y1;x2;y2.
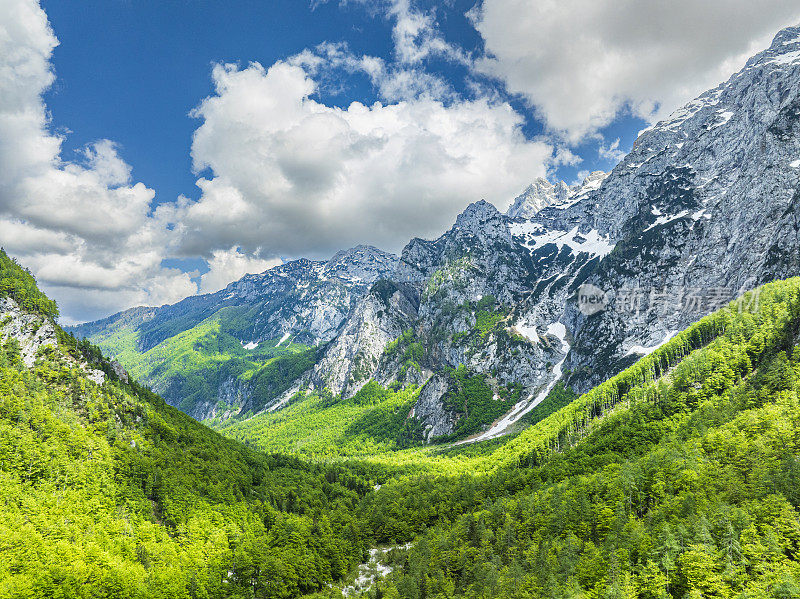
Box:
472;0;800;141
0;0;196;323
199;247;282;294
387;0;470;66
177;57;558;259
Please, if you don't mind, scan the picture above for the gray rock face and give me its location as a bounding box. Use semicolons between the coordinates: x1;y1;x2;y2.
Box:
506;178;570;219
192;244;400;348
0;297;106;383
545;25;800;390
75;26;800;440
312;281;420;398
410;375;458;439
110;360;129;384
0;297;58;367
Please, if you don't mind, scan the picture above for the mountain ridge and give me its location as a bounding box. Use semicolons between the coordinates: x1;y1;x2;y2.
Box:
72;24;800;444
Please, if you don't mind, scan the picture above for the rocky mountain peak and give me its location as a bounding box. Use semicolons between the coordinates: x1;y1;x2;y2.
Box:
324;244;399;283
454;199;502;228
573;170;608;193
506;178;571;219
506;172;609;221
751;24;800;67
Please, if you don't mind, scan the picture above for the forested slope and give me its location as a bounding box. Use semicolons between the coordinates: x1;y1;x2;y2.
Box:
0;250;375;598
352;279;800;597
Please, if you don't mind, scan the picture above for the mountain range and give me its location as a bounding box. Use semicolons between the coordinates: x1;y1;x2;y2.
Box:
7;23;800;598
72;26;800;446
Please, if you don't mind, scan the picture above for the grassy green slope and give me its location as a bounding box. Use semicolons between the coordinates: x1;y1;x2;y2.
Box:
79;305;313;416
213;381;425;459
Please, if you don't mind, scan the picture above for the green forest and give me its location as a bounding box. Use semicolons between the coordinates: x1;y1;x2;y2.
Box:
5;248;800;597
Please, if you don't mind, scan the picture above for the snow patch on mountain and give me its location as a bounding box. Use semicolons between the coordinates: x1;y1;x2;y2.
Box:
514;318;539;344
512;223;615;258
711;110;734;128
463;322;571;444
644;210;690;231
625;331;678;357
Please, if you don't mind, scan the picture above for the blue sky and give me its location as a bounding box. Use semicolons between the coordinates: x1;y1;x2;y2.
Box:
3;0;800;322
40;0;406;208
40;0;629;206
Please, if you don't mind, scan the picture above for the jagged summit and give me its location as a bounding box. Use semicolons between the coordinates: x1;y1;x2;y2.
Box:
506;178;570;219
324;244;399;282
506;171;608;219
747;24;800;68
455;199;501;226
575;170;608;193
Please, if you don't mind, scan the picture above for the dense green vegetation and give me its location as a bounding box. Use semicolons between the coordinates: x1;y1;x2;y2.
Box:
473;295;508;339
214;382;424;458
520;381;579;426
346;381;427;449
0;249;58;318
434;365;520;442
245;348;320;413
73;305;313;417
0;254;391;597
0;340;379;598
7;245;800;597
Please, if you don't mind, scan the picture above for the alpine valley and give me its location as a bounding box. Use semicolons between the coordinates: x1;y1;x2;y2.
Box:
5;22;800;599
75;26;800;446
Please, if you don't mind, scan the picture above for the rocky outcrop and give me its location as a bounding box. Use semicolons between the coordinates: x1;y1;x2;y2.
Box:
0;297;108;384
312;280;420;397
0;297;58;367
410;375;457;440
190;376;252;421
110;360;129;384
